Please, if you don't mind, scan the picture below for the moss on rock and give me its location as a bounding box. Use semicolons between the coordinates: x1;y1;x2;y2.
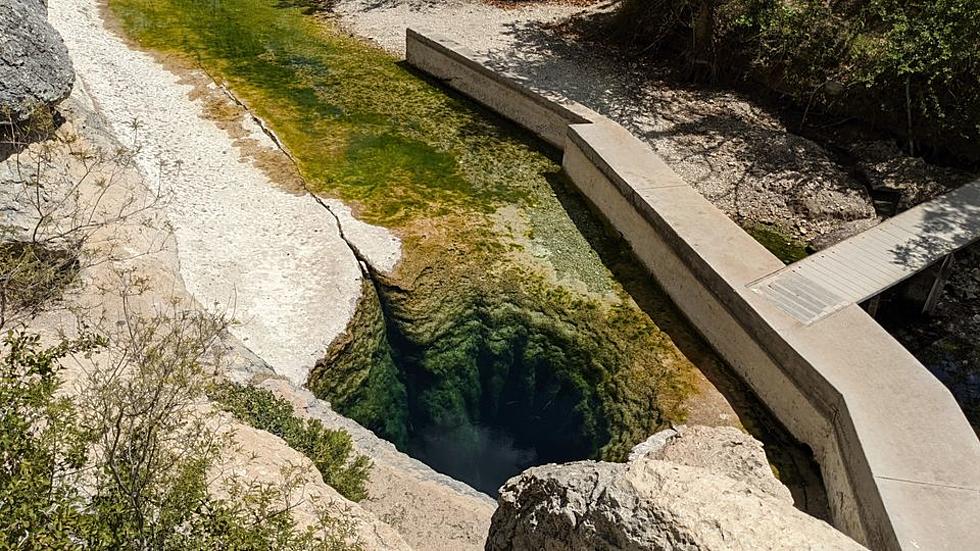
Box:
746;223;812;264
308;279;408;447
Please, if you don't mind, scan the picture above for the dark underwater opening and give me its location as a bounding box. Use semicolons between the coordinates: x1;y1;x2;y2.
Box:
387;302;611;495
406;424;537;495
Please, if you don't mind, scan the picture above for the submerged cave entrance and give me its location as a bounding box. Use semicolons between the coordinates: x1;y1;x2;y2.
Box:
391;303;612;495
305;177;827;504
306;264;655;496
308;239;828;512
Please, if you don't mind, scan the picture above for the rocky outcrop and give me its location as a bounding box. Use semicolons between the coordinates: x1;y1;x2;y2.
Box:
0;0;74;122
215;419;413;551
256;377;497;551
487;426;866;551
630;425;792;502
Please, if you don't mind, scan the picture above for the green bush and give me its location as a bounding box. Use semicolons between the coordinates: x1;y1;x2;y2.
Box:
612;0;980;162
0;330;105;548
1;328;363;550
209;381;372;502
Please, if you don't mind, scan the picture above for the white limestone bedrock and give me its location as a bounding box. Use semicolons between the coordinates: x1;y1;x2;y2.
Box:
48;0;400;386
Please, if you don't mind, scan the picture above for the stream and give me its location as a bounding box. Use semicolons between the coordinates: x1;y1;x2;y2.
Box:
107;0;828;514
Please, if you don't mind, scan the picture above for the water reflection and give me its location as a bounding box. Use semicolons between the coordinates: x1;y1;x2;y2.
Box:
408;423;538;495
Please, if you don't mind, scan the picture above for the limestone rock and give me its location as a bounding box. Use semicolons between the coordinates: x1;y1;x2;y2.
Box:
214;418;413;551
633;425;792;503
488;426;866;551
0;0;74;122
26;86;483;551
626;427;676;462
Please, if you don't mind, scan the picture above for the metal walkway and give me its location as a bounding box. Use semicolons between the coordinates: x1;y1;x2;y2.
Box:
750;179;980;324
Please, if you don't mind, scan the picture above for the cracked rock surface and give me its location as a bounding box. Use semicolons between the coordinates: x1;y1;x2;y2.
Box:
0;0;74;121
40;2;496;549
49;0;400;386
487;425;866;551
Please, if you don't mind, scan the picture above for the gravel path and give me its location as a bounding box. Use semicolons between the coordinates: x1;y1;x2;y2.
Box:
49;0;400;386
334;0;585;54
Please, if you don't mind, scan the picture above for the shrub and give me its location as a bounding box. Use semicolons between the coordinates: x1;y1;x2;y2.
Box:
209;381;372;502
0;324;364;550
0;330;105;548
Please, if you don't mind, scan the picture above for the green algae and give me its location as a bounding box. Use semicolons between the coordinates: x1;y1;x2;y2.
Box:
747;223;812;264
108;0;698;459
110;0;544;227
107;0;810;494
309;280;409;446
318;206;698;468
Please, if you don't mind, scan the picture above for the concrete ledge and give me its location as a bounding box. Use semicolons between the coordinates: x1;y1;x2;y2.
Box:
567;120;980;549
406;28;980;551
406;28;596;148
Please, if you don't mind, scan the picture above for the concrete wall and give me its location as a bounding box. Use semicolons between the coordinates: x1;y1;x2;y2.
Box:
406;29;595;149
406;28;980;551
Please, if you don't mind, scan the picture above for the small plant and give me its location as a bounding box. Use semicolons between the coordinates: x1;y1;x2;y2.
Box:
209;381;373;502
0;106;165;329
0;240;79;322
0;316;364;550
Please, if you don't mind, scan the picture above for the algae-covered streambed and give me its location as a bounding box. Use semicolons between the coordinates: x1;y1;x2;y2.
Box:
108;0;824;502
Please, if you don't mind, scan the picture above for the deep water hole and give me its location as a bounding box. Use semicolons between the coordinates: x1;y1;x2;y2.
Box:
108;0;689;495
311;223;828;511
395;305;612;494
408;424;537;495
312;278;623;495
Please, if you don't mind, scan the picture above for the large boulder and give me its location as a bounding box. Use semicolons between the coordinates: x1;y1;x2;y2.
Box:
0;0;74;122
634;424;794;503
487;426;866;551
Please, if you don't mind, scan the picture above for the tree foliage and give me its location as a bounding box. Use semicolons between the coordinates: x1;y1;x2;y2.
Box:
0;330;105;548
612;0;980;162
0;323;363;550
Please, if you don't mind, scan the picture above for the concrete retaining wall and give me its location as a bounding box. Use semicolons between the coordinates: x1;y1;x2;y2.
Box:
406;29;595;149
406;28;980;551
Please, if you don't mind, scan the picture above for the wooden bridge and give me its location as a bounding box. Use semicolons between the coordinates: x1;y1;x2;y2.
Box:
750;179;980;324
